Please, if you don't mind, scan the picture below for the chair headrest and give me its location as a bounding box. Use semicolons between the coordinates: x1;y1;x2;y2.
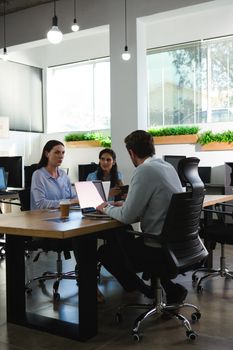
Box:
178;157;204;196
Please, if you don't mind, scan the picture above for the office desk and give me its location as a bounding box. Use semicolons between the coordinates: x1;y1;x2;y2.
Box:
0;209;122;341
202;194;233;268
203;194;233;207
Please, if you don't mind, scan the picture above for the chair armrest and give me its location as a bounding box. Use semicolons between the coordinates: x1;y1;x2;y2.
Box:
126;229;161;241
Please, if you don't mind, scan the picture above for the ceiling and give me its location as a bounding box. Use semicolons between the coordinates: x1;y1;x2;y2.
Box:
0;0;55;16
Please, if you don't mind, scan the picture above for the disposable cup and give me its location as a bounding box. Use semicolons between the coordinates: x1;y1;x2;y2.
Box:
60;200;70;219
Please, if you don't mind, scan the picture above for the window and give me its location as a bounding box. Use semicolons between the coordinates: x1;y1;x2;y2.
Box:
47;58;110;133
0;61;43;132
147;36;233;127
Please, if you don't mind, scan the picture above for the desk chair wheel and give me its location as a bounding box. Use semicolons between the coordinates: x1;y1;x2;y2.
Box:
132;331;142;342
186;330;198;340
192;275;198;283
191;311;201;322
53;292;60;301
25;286;32;295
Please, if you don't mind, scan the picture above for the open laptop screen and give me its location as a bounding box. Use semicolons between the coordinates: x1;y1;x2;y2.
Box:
75;181;106;210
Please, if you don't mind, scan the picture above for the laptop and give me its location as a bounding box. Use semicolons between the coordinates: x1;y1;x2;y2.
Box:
75;180;112;219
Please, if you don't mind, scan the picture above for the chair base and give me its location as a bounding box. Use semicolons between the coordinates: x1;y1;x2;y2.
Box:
116;278;200;342
116;300;200;341
192;267;233;293
192;245;233;293
25;270;78;301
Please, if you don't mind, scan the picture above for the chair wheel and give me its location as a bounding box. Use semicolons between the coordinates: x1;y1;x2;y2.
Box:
186;330;198;340
115;312;123;323
197;285;203;294
132;332;142;342
25;287;32;295
53;292;60;301
192;275;198;283
191;311;201;321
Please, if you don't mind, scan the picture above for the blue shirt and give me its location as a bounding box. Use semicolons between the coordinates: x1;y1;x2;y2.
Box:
30;167;77;210
86;170;123;201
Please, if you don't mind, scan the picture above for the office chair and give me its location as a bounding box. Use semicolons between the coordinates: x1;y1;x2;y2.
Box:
19;188;78;301
78;162;98;181
192;202;233;293
116;158;208;341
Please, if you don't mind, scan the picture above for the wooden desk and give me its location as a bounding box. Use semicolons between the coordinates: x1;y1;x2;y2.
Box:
0;209;122;341
203;194;233;208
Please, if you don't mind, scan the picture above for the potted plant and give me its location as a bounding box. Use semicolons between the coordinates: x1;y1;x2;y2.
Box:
64;132;111;148
198;130;233;151
148;126;199;144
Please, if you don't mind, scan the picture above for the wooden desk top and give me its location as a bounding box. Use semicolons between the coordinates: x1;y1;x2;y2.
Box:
1;194;232;239
0;209;122;239
203;194;233;207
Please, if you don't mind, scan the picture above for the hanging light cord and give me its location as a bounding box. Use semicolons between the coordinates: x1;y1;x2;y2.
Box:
3;0;6;49
54;0;57;16
124;0;128;47
74;0;77;19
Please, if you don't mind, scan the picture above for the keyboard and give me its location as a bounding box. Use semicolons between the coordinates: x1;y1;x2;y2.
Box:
0;190;18;195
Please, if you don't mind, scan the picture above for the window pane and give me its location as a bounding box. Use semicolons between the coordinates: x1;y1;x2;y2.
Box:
147;37;233;127
0;61;43;132
47;59;110;133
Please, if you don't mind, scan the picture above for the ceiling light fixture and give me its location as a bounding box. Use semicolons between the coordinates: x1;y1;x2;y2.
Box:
71;0;79;32
121;0;131;61
1;0;8;61
47;0;63;44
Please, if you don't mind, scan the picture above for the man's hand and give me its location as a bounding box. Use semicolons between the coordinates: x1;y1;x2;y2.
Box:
96;202;108;213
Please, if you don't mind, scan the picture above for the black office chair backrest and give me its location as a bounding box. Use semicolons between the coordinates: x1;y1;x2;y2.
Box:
24;163;38;189
18;188;31;211
78;163;98;181
178;157;204;196
158;190;208;279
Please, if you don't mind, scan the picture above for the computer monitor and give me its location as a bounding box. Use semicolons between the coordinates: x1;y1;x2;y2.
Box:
164;155;186;185
198;166;211;184
0;156;24;188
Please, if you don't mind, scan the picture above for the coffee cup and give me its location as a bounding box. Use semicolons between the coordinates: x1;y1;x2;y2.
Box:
60;199;70;219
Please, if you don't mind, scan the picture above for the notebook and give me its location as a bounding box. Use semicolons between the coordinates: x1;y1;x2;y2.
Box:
75;180;111;219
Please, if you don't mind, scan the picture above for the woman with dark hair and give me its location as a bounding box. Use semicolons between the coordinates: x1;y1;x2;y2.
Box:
87;148;124;201
30;140;105;303
31;140;77;209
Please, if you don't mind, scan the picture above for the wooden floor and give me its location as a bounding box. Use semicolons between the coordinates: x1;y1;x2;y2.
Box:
0;245;233;350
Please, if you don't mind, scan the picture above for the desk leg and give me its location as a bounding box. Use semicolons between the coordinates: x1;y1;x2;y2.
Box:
6;235;26;324
203;209;213;269
74;234;97;340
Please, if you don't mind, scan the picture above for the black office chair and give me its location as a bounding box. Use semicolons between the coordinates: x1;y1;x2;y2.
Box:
78;162;98;181
19;189;78;301
192;202;233;293
116;158;208;341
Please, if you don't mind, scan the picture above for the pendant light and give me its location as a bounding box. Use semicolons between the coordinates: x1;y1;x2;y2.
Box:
47;0;63;44
1;0;8;61
71;0;79;32
121;0;131;61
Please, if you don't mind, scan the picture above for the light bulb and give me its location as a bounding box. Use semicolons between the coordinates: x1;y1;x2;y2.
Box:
47;25;63;44
71;19;79;32
122;46;131;61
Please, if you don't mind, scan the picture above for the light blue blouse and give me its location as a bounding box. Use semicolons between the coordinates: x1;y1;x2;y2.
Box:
30;167;77;210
